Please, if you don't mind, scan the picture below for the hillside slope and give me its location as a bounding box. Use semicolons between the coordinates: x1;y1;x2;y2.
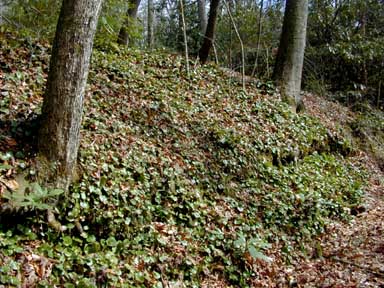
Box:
0;35;382;287
275;93;384;287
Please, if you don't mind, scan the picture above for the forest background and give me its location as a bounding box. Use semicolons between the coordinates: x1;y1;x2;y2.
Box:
1;0;383;106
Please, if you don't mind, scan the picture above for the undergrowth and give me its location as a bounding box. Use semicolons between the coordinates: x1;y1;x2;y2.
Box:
0;34;367;287
349;103;384;169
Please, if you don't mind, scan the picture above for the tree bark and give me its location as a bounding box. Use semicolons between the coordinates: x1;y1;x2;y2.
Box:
179;0;190;76
223;0;245;90
251;0;264;76
177;0;184;51
198;0;220;64
273;0;308;111
197;0;207;36
147;0;154;48
117;0;142;46
38;0;103;191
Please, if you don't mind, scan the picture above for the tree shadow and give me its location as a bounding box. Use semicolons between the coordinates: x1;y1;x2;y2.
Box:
0;113;40;157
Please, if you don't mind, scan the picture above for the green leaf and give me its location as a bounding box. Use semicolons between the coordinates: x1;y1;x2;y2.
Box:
0;164;12;170
63;236;73;246
234;235;246;249
100;176;108;187
106;236;117;247
248;245;272;263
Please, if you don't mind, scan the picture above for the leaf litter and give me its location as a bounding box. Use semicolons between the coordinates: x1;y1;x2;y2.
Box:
0;34;383;287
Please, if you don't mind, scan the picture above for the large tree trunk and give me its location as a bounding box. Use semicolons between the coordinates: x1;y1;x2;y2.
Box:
147;0;154;48
273;0;308;111
197;0;207;36
38;0;103;191
198;0;220;64
117;0;142;46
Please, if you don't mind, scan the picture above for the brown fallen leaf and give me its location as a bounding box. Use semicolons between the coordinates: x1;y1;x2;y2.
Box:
5;137;17;147
374;243;384;254
0;178;19;191
6;168;13;177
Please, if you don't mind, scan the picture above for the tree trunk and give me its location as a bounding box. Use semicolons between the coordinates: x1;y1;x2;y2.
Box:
251;0;264;76
38;0;103;191
147;0;154;48
223;0;245;90
179;0;190;76
228;0;234;69
198;0;220;64
273;0;308;111
117;0;142;46
177;0;184;51
197;0;207;36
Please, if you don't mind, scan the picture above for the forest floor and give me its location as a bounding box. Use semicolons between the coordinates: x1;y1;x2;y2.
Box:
203;94;384;288
276;94;384;287
0;34;383;287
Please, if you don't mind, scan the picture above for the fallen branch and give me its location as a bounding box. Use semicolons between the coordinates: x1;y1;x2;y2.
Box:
328;255;384;278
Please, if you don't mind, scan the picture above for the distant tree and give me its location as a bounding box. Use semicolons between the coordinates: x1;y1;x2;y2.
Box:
273;0;308;112
197;0;207;36
38;0;103;191
147;0;154;48
117;0;142;46
251;0;264;76
179;0;190;76
304;0;384;104
199;0;220;63
2;0;61;38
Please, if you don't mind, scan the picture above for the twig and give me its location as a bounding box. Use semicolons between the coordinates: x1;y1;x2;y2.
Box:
265;43;270;78
212;42;218;64
329;256;384;278
30;6;43;15
223;0;245;91
179;0;190;77
0;15;17;27
251;0;264;77
47;209;66;232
